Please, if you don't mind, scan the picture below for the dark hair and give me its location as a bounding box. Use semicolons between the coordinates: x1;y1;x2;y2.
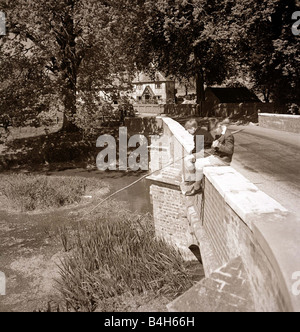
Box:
208;118;230;131
185;119;198;130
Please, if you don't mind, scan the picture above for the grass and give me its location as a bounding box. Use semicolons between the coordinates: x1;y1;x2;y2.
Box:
55;203;198;312
0;174;103;212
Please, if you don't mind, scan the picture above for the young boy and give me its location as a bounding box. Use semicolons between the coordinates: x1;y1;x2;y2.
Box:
185;119;214;154
182;119;214;196
182;118;234;196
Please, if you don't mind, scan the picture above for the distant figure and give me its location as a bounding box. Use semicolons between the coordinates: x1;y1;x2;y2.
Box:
182;118;234;196
292;104;299;115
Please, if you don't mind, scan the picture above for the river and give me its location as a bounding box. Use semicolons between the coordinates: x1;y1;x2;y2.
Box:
47;168;152;215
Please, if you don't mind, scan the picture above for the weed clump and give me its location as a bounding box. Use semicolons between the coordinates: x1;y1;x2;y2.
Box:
57;205;198;312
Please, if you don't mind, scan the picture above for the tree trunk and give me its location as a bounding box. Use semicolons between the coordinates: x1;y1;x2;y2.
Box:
195;70;205;104
58;0;81;133
263;88;270;103
61;80;79;132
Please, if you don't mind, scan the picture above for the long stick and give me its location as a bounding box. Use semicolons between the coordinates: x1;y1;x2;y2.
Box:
81;127;245;218
81;155;186;219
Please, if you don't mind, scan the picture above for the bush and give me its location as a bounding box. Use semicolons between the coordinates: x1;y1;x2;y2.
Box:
57;205;197;312
0;174;102;212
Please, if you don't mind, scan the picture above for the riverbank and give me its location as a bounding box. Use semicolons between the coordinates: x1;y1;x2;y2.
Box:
0;172;204;312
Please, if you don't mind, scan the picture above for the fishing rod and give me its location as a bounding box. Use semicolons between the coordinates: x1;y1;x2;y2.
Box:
81;127;245;219
81;154;186;219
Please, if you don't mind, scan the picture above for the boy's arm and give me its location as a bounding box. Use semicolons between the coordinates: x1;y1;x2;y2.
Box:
214;134;234;155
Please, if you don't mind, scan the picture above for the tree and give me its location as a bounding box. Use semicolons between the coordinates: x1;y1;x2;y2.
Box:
118;0;234;105
0;0;136;131
220;0;300;104
122;0;299;106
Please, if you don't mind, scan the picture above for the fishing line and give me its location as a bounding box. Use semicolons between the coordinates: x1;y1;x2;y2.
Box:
81;128;245;219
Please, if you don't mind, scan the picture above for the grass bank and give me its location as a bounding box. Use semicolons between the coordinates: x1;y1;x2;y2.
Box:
0;174;105;212
0;174;202;312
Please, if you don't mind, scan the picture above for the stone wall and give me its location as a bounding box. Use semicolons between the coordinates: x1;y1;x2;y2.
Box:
259;113;300;134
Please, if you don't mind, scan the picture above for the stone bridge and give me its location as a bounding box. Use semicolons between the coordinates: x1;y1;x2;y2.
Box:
147;116;300;312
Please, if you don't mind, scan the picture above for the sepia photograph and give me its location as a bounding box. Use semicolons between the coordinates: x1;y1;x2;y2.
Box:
0;0;299;316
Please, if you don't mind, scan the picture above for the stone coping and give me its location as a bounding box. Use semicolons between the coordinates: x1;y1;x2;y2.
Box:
252;213;300;312
204;166;300;312
259;113;300;119
203;166;288;229
161;117;194;154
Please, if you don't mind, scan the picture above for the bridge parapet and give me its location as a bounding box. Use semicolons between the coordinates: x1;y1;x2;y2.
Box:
148;116;300;312
148;117;194;185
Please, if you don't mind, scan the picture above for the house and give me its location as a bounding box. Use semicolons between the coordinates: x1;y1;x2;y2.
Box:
203;87;263;117
132;72;176;104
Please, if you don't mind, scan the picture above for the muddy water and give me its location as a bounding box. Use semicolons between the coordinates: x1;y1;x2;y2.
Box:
47;169;152;215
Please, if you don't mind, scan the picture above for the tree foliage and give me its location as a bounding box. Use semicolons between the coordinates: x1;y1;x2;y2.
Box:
121;0;299;104
216;0;300;103
0;0;298;134
121;0;233;103
0;0;135;131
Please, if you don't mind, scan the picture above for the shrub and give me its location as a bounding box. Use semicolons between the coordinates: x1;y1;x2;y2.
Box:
0;174;103;212
57;204;197;312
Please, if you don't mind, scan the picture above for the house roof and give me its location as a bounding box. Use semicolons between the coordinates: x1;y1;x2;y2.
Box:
206;87;260;103
133;72;174;84
142;85;155;97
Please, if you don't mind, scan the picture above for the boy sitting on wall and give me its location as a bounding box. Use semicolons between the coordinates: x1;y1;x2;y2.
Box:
182;118;234;196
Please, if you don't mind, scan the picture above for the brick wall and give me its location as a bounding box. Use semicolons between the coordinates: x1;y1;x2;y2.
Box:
202;176;290;311
125;116;163;136
200;166;300;312
150;171;294;311
133;104;164;115
201;102;276;118
164;104;197;116
203;179;231;266
150;184;195;261
259;113;300;134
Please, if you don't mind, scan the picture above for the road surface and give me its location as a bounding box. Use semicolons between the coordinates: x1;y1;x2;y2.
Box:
229;124;300;217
